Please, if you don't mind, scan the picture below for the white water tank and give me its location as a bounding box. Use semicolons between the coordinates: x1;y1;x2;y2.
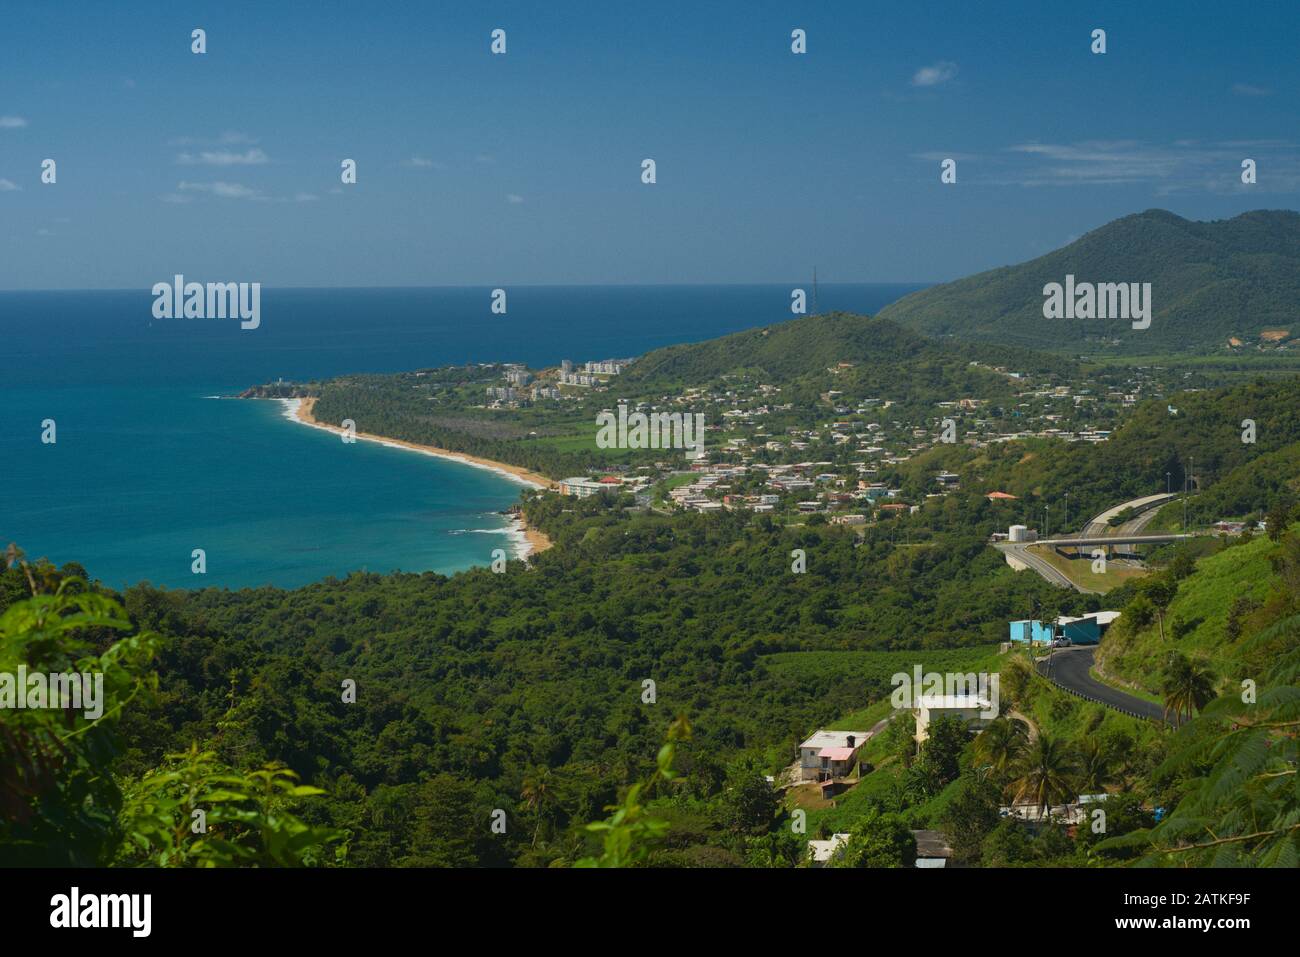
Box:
1009;524;1029;543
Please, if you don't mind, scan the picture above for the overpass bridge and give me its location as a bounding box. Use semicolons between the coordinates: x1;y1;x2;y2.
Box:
1036;533;1195;562
1036;533;1194;549
997;491;1198;592
1080;492;1178;537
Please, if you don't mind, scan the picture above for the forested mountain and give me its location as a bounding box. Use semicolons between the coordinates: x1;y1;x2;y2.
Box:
877;209;1300;354
621;312;1071;387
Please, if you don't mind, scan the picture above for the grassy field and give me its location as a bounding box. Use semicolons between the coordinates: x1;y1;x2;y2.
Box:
1098;535;1277;692
824;697;895;733
1024;544;1149;591
1087;663;1164;706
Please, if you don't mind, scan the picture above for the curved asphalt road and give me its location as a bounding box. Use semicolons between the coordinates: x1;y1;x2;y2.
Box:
994;541;1091;592
1036;647;1165;722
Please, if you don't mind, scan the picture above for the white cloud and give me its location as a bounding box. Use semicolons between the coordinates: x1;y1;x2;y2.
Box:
995;139;1300;193
1232;83;1271;97
177;180;261;199
177;148;269;166
913;151;979;162
0;178;19;191
168;181;322;204
506;193;525;204
911;62;957;87
404;156;435;168
0;116;28;129
170;131;258;147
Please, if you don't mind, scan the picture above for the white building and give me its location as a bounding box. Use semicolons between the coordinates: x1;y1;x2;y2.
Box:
808;833;851;866
914;695;994;744
558;477;607;498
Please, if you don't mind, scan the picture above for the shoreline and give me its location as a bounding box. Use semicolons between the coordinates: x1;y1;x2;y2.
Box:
278;396;554;558
513;511;553;560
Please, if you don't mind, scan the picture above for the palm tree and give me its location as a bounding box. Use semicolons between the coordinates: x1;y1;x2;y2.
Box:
974;717;1029;776
1008;735;1080;823
1145;578;1178;643
1076;737;1112;793
1160;653;1217;726
520;769;554;848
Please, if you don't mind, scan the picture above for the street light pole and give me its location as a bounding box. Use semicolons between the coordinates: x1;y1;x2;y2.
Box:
1182;460;1188;532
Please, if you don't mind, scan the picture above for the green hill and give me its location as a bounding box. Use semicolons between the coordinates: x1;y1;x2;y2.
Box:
1097;532;1296;696
623;312;1069;387
877;209;1300;355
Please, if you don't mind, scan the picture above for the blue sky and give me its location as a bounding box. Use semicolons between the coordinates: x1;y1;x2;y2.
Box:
1;0;1297;289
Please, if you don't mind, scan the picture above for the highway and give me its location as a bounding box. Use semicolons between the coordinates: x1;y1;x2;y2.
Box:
1035;533;1192;547
997;491;1183;592
993;541;1095;592
1079;492;1178;556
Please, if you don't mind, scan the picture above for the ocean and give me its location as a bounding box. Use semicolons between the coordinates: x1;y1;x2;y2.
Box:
1;284;923;590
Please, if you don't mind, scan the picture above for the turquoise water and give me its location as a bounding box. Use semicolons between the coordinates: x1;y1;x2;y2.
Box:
1;284;922;589
3;386;530;590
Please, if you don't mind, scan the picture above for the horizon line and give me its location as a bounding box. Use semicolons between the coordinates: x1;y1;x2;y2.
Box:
0;279;938;295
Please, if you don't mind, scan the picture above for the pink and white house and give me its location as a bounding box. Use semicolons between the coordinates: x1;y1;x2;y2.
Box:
798;730;871;782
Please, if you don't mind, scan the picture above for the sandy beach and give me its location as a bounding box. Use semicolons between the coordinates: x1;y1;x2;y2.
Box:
283;396;554;557
515;512;552;557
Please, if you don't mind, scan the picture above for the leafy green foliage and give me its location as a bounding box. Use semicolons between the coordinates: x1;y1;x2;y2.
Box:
830;805;917;868
117;745;347;867
940;773;1002;865
1109;614;1300;866
0;580;159;866
575;716;691;868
